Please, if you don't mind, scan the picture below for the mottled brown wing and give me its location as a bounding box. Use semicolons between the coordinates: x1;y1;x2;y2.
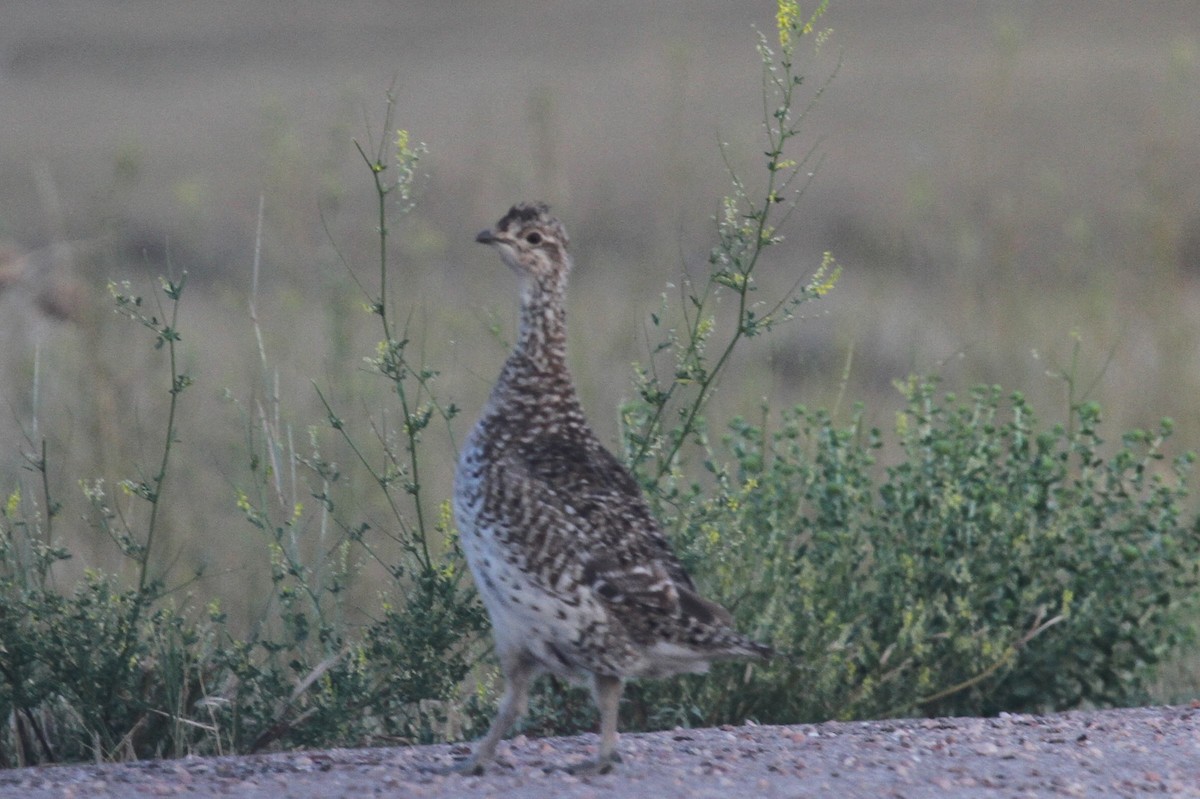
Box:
517;432;698;592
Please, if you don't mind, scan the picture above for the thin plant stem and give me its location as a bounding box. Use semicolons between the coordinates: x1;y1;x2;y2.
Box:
137;273;188;596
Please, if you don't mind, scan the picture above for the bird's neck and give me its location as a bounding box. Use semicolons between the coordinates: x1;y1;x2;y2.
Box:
517;273;569;368
491;272;577;411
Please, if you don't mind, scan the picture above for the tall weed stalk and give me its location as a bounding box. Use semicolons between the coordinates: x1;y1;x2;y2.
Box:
622;0;840;489
221;92;486;751
0;275;199;764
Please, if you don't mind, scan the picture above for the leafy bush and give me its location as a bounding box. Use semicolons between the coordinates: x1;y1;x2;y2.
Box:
632;381;1200;726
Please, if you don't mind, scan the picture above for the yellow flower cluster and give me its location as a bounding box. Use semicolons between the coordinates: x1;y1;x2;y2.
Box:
807;251;841;297
776;0;800;50
776;0;828;53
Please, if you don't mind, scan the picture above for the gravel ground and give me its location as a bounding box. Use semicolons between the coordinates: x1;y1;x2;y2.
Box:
2;705;1198;798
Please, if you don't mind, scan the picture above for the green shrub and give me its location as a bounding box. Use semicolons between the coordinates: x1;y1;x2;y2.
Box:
632;381;1200;726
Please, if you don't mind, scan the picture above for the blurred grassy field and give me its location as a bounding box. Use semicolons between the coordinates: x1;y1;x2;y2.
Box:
1;1;1198;689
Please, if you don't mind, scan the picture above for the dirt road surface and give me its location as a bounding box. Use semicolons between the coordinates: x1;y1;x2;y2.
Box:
2;704;1197;798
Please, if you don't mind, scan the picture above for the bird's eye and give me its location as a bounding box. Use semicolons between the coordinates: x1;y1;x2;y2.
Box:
525;232;542;245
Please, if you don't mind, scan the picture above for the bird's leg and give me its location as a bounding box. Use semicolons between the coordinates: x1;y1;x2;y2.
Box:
440;655;534;775
595;673;623;766
568;673;624;775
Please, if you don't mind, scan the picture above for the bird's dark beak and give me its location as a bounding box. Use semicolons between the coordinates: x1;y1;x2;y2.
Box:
475;229;497;245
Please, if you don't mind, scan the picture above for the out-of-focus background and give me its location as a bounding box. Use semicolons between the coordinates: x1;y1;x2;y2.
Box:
0;1;1197;631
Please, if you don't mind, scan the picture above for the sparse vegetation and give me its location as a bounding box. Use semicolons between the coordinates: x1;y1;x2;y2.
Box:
1;0;1199;770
